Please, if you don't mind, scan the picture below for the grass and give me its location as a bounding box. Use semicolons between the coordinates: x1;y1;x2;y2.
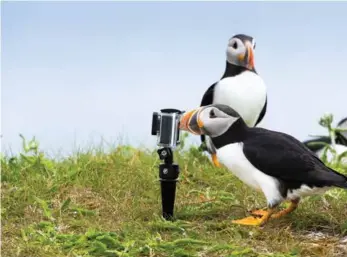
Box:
1;127;347;257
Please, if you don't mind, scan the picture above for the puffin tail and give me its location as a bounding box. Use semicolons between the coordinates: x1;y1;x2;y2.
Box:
328;167;347;189
336;179;347;189
336;180;347;189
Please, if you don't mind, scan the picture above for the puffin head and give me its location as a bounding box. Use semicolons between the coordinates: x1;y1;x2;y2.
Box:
179;104;243;138
226;34;256;70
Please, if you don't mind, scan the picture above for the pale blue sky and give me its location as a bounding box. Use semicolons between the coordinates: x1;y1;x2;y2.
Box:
2;2;347;155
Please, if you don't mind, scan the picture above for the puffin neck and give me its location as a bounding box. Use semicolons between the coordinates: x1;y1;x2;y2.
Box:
221;61;256;79
211;118;249;149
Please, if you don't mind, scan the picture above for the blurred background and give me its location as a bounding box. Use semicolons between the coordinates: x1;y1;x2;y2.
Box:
2;2;347;156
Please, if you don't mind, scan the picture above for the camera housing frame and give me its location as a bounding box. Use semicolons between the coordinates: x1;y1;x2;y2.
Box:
151;108;184;149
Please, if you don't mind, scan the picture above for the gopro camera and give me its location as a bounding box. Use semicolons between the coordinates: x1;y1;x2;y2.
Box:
151;108;184;149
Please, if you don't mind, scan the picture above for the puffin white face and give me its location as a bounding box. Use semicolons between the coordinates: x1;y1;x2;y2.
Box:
180;104;241;138
226;34;256;70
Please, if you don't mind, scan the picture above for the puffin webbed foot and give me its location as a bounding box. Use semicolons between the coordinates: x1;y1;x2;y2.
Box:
232;216;262;226
271;199;299;219
250;209;270;217
247;199;300;221
232;208;274;226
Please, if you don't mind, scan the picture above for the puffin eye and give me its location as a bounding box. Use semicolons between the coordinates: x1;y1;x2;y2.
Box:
209;109;217;118
232;42;238;49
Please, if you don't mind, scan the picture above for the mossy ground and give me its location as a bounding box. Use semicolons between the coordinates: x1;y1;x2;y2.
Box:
1;134;347;257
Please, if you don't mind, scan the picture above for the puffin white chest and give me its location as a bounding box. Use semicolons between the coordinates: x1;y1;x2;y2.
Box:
213;71;267;127
216;143;283;205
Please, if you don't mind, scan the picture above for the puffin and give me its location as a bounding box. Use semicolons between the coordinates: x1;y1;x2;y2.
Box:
199;34;267;168
303;117;347;165
180;104;347;226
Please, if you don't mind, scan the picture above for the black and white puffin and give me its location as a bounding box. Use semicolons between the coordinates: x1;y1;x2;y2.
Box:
200;34;267;167
303;117;347;164
180;104;347;226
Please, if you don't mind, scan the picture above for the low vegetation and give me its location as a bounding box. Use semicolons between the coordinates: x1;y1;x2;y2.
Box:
1;115;347;257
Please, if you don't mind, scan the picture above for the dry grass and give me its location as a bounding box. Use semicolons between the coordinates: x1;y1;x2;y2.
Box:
1;135;347;257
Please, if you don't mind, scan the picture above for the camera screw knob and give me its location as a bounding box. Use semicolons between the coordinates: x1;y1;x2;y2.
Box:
161;150;167;157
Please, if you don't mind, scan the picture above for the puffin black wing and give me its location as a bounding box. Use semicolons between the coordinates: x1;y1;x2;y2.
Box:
254;95;267;126
200;82;216;107
200;83;216;144
242;128;347;189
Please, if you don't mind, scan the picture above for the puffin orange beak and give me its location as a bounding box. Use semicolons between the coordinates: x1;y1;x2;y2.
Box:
247;43;254;70
179;107;204;135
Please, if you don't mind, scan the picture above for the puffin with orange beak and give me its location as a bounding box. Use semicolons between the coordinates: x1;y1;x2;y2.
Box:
200;34;267;167
180;104;347;226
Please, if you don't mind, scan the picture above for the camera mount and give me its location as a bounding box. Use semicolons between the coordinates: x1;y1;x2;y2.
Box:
151;108;183;221
157;147;180;220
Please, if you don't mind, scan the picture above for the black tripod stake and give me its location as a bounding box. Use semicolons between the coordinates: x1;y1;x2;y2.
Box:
157;147;180;221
